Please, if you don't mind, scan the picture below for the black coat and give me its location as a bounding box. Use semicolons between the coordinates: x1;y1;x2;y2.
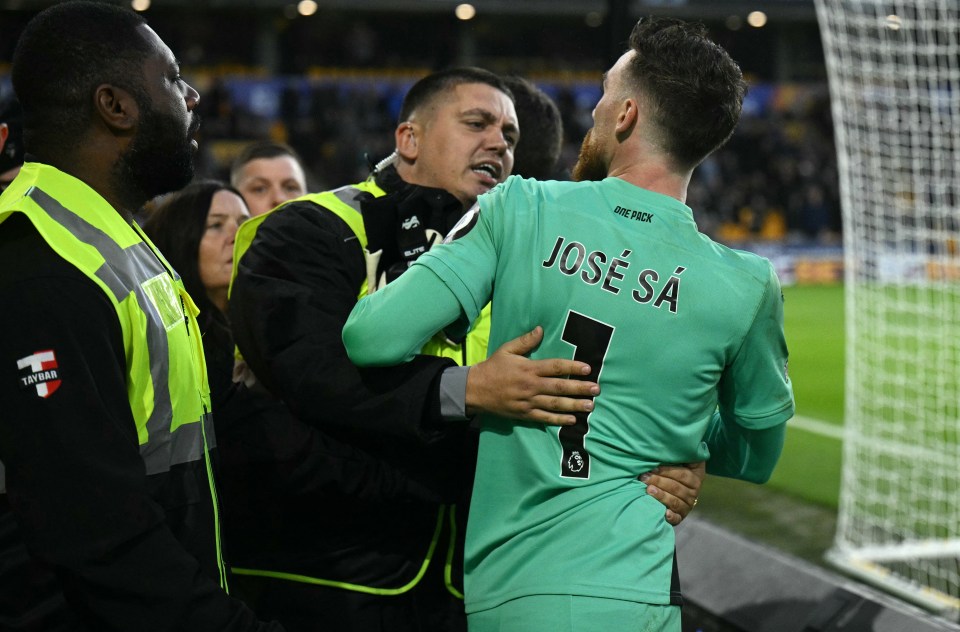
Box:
226;166;476;621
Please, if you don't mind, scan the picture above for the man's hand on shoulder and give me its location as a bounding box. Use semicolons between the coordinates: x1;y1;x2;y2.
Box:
465;326;599;426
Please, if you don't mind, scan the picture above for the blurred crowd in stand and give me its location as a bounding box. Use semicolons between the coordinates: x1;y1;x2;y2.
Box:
1;62;840;247
190;74;842;248
0;69;843;247
689;101;841;246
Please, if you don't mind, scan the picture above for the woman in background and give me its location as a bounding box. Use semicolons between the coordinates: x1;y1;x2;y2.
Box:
144;180;246;403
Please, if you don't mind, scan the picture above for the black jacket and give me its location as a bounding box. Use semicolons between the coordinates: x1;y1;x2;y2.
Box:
0;213;279;631
206;328;454;582
228;166;473;595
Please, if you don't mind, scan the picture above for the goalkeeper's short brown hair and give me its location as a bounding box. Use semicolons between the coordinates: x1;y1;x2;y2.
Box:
625;16;747;170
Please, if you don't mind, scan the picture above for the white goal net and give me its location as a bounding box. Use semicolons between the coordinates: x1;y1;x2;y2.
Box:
814;0;960;617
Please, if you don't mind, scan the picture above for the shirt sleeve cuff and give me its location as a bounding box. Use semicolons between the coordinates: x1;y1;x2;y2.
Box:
439;365;471;421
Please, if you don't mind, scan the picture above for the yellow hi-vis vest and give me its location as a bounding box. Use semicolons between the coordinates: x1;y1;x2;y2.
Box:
231;180;491;366
0;163;227;589
228;179;491;598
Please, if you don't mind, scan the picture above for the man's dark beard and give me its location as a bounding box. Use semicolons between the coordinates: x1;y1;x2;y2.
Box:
571;129;608;182
112;104;198;211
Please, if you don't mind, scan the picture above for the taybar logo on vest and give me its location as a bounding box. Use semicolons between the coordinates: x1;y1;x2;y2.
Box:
17;350;61;398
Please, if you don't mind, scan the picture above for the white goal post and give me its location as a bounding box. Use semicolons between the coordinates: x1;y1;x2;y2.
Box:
814;0;960;618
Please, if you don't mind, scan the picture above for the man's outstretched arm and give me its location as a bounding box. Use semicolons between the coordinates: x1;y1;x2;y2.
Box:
343;264;599;426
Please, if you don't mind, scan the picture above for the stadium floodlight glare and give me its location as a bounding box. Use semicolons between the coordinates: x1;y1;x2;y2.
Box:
455;3;476;20
585;11;603;28
815;0;960;620
297;0;317;17
747;11;768;27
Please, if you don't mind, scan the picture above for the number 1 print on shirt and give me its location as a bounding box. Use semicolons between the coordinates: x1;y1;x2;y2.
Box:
559;310;613;479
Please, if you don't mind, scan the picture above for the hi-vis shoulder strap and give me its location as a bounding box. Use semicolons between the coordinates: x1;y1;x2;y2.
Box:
229;180;386;302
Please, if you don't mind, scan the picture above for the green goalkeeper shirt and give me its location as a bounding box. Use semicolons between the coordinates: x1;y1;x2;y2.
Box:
343;175;794;613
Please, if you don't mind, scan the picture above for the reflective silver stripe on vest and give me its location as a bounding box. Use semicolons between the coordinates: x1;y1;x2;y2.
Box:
29;188;207;475
331;185;366;212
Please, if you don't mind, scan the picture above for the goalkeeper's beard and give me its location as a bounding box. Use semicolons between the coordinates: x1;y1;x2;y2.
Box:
572;128;609;182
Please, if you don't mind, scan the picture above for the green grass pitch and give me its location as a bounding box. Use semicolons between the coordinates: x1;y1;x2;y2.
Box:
769;283;844;508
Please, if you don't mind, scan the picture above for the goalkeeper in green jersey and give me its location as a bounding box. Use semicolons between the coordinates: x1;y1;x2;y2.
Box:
343;16;794;632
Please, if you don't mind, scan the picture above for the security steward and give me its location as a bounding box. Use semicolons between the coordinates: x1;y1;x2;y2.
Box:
0;3;279;630
227;154;481;632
